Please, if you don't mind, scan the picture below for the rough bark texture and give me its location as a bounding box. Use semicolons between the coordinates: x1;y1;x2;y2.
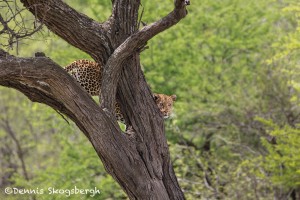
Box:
0;0;189;199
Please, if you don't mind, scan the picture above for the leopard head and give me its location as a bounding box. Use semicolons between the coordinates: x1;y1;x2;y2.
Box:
153;93;177;119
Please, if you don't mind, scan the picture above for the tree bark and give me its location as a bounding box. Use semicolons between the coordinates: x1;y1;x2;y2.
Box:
0;0;189;199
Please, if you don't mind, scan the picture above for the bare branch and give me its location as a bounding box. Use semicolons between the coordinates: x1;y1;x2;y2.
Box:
0;0;43;51
0;119;29;181
101;0;189;111
20;0;113;63
0;50;107;137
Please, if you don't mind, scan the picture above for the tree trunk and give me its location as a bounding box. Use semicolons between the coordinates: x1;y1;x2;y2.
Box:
0;0;190;199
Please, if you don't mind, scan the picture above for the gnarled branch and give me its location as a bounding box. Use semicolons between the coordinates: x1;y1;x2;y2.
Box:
1;0;189;198
0;50;184;199
20;0;113;63
101;0;189;114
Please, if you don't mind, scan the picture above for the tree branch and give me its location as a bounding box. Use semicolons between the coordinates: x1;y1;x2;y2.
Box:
101;0;189;111
0;119;30;181
1;0;188;198
0;51;182;199
20;0;113;63
0;0;43;51
0;51;114;139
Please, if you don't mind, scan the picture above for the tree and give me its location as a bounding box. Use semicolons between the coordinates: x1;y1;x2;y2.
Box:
0;0;190;199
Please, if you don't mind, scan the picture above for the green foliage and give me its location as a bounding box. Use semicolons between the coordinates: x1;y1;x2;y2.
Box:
261;123;300;188
238;120;300;196
11;132;125;199
239;2;300;194
0;88;125;199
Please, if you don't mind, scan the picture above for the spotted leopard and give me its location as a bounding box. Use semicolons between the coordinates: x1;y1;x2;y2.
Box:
64;59;176;122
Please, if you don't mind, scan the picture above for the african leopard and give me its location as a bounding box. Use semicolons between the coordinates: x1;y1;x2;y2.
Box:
64;59;176;122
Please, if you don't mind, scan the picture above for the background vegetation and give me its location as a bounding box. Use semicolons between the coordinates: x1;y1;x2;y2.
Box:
1;0;300;199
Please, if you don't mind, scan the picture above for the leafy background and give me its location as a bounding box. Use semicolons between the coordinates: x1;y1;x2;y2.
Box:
1;0;300;199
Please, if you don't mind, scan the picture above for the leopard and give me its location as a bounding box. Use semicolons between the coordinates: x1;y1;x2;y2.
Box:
64;59;176;123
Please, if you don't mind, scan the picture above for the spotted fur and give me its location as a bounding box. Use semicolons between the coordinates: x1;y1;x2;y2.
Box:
65;59;176;122
65;59;101;96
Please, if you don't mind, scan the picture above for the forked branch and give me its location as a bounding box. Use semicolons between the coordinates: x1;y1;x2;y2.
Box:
101;0;190;111
20;0;113;63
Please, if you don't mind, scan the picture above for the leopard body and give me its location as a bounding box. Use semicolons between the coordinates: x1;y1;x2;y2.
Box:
65;59;176;122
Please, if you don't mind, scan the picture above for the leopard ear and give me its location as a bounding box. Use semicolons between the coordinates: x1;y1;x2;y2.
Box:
171;94;177;101
153;93;159;101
